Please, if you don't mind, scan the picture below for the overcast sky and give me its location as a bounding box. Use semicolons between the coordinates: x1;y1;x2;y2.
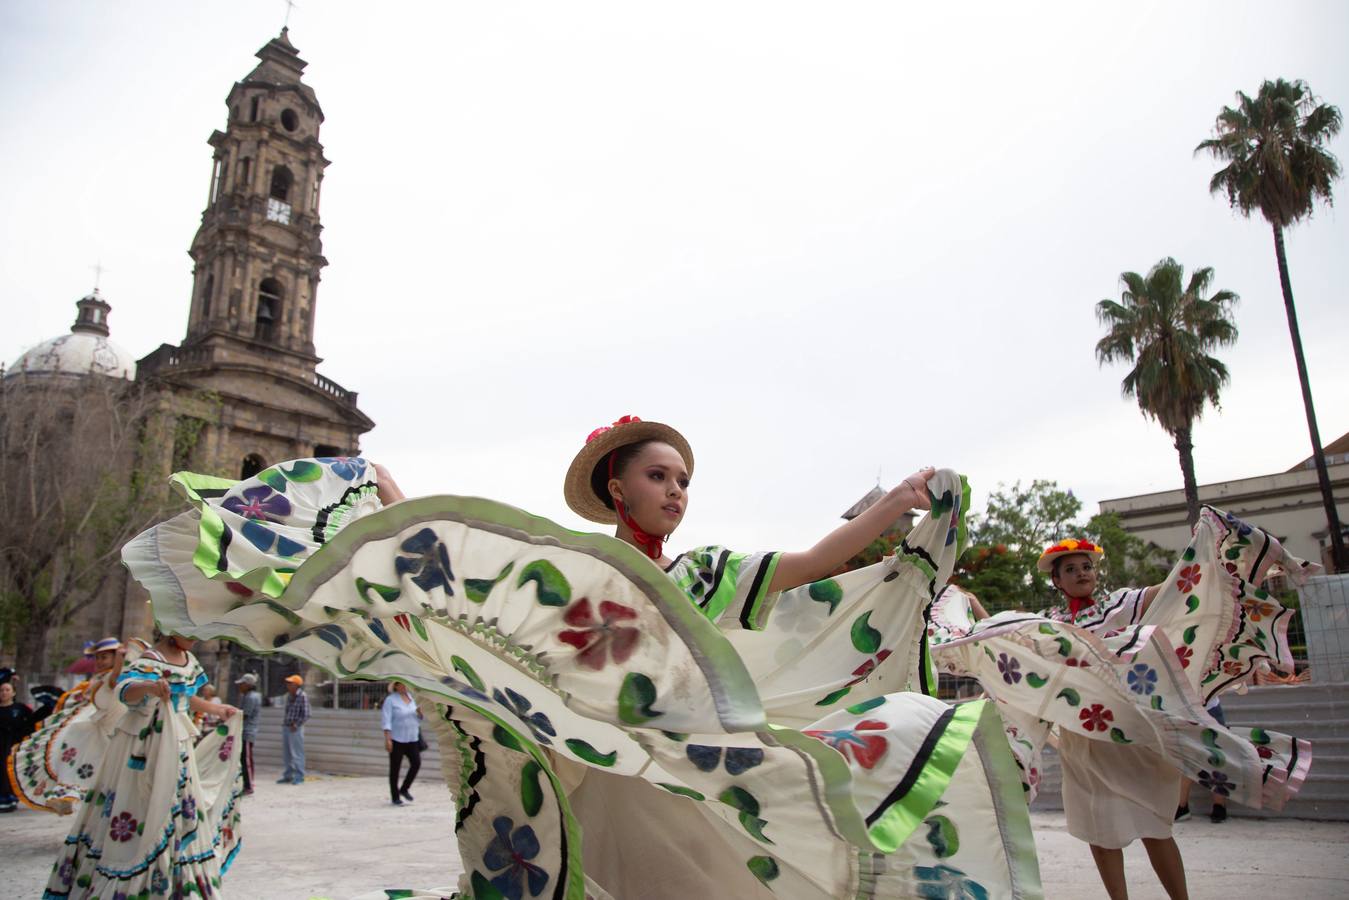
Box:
2;1;1346;553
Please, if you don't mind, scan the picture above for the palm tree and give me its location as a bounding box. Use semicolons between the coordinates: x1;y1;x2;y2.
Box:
1096;259;1239;527
1196;78;1344;569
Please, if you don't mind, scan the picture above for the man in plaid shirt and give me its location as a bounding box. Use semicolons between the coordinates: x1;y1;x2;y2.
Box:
279;674;310;784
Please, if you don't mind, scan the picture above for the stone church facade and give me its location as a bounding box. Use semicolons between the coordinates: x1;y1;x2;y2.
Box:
3;30;372;679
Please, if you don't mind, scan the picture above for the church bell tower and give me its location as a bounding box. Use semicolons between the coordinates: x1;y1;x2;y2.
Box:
187;27;328;365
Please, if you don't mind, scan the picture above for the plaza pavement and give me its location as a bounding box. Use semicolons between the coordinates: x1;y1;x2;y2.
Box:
4;767;1348;898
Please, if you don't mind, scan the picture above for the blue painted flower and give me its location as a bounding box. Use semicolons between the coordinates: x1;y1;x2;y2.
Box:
1127;663;1158;696
492;688;556;745
181;796;197;821
318;456;367;481
102;790;116;818
997;653;1022;685
439;675;489;703
1197;769;1236;797
395;528;456;593
151;869;169;895
914;864;989;900
222;485;292;523
58;858;74;886
483;816;549;899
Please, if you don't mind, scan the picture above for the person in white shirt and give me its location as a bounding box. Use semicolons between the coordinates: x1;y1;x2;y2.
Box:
381;681;423;806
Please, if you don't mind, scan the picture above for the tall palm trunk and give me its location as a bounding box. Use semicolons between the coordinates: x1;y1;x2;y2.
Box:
1173;423;1201;528
1272;223;1347;571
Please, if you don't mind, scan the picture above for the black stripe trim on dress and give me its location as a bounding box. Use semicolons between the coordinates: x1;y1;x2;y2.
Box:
216;524;232;572
739;552;779;630
551;786;570;900
918;596;934;695
662;551;689;574
194;487;229;499
704;549;732;610
865;706;957;827
310;480;377;545
1249;531;1272;580
1114;604;1147;657
1285;733;1300;782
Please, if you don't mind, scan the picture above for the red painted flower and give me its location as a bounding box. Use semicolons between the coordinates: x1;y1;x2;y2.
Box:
1256;745;1273;760
1176;564;1202;593
224;581;253;597
1079;703;1114;732
61;747;78;764
1065;657;1090;668
1222;660;1244;676
558;598;641;670
804;719;890;769
1175;646;1194;669
109;811;138;842
1242;598;1277;622
847;650;893;686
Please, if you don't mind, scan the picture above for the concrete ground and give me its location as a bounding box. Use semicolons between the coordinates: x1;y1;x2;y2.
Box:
4;767;1348;899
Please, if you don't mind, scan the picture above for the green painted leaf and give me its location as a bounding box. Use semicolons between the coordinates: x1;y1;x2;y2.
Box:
520;760;544;817
719;785;760;815
660;731;689;742
1109;728;1132;744
1026;672;1048;689
355;577;401;604
1250;727;1270;746
1254;587;1269;600
815;686;852;706
1038;623;1058;635
216;723;229;736
565;738;617;767
739;812;773;843
924;814;960;858
281;460;323;482
1183;547;1196;561
657;783;705;801
846;696;886;715
850;611;882;654
1054;637;1073;657
1209;749;1226;767
465;562;515;604
469;871;508;900
808;579;844;614
1183;625;1198;645
451;656;485;691
259;599;303;626
618;673;662;725
747;855;780;885
1185;595;1200;614
517;560;571;607
1150;695;1164;710
1201;728;1220;749
1056;687;1081;707
492;724;524;752
258;468;287;492
409;616;429;641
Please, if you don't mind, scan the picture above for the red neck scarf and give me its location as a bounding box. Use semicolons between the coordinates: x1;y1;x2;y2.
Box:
1064;592;1096;618
609;451;665;561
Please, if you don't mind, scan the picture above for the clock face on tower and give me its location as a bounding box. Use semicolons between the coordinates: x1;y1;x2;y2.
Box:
266;197;292;224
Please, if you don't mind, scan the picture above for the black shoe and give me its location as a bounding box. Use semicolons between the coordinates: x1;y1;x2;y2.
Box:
1209;804;1227;823
1174;806;1191;822
392;797;404;806
400;789;414;802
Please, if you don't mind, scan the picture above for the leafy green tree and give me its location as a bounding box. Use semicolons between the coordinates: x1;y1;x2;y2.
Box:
1196;78;1345;569
1095;258;1239;526
1083;511;1171;594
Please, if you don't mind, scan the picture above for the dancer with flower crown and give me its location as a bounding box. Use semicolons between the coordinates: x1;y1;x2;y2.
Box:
122;425;1042;898
929;524;1317;900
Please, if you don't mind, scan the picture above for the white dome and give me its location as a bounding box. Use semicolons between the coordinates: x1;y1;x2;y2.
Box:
9;292;136;380
9;331;136;380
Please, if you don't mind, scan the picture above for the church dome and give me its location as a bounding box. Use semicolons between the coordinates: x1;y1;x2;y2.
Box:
7;290;136;380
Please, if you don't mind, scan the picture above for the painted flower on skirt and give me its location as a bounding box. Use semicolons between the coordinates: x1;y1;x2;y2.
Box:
492;688;556;745
1065;657;1090;668
181;796;197;821
112;891;128;900
483;816;549;899
109;811;138;842
914;864;990;900
77;763;94;779
1175;646;1194;669
558;598;641;670
222;484;292;523
58;858;74;886
317;456;367;481
1242;598;1277;622
151;869;169;895
61;746;78;763
218;735;236;762
1176;564;1202;593
803;719;890;770
1197;769;1236;797
395;528;456;593
1079;703;1114;732
1127;664;1158;696
997;653;1022;685
1222;660;1245;676
847;649;892;686
102;790;116;818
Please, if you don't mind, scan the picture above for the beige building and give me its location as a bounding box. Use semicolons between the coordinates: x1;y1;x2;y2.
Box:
3;30;372;679
1099;433;1349;572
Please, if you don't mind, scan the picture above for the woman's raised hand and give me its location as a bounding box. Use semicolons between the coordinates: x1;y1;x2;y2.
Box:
372;462;406;505
217;704;239;721
901;467;937;511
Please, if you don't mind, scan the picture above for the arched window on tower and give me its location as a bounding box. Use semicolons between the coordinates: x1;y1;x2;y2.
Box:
267;166;293;223
256;278;283;343
238;157;252;192
241;454;266;479
201;273;215;320
249;96;260;122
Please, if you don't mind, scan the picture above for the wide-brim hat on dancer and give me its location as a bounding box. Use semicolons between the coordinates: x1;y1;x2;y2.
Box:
563;415;694;525
1036;537;1104;573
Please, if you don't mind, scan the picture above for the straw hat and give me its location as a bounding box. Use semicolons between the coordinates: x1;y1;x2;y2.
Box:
564;415;694;524
1036;538;1104;574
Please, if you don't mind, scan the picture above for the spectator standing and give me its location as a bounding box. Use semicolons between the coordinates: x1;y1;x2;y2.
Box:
381;682;422;806
279;674;310;785
0;680;35;812
234;673;261;794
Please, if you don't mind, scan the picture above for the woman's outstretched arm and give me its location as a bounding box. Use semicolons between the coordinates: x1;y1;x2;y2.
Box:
374;463;406;505
767;467;935;593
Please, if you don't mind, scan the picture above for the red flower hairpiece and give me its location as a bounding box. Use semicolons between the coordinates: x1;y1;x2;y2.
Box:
585;415;643;444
